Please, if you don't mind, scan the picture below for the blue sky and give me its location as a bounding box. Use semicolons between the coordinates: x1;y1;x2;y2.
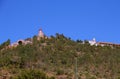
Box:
0;0;120;44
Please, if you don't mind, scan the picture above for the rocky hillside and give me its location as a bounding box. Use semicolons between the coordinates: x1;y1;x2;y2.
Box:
0;33;120;79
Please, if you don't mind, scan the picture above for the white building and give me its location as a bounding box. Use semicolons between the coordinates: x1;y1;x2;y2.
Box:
89;38;97;46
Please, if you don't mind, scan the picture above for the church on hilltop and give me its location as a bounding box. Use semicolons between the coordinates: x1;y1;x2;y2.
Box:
6;28;120;48
89;38;120;47
37;28;45;40
10;28;45;47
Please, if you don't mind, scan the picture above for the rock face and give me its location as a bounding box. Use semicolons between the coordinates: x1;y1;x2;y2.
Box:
37;29;45;40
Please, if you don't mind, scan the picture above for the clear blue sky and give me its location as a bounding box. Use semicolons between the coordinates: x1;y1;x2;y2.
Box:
0;0;120;44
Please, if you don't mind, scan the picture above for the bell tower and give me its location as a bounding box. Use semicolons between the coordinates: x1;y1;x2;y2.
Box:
37;28;44;40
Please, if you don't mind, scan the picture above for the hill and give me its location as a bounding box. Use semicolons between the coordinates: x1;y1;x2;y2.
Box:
0;33;120;79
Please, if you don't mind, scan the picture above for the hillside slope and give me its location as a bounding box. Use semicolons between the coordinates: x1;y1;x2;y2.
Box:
0;33;120;79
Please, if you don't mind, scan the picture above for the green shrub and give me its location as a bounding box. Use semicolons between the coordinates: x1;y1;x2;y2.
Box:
56;69;64;75
13;69;54;79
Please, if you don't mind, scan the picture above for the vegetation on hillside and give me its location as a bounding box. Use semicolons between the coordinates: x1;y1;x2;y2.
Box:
0;33;120;79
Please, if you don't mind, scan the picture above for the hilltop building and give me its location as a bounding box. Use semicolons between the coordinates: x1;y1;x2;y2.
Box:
10;28;45;47
37;29;45;40
97;42;120;47
3;28;120;49
89;38;97;46
89;38;120;47
10;39;32;47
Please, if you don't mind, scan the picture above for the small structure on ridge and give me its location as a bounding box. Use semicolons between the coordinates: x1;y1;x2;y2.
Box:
37;28;45;40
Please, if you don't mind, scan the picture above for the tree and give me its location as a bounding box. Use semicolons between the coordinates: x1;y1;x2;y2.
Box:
0;39;10;49
76;40;83;43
